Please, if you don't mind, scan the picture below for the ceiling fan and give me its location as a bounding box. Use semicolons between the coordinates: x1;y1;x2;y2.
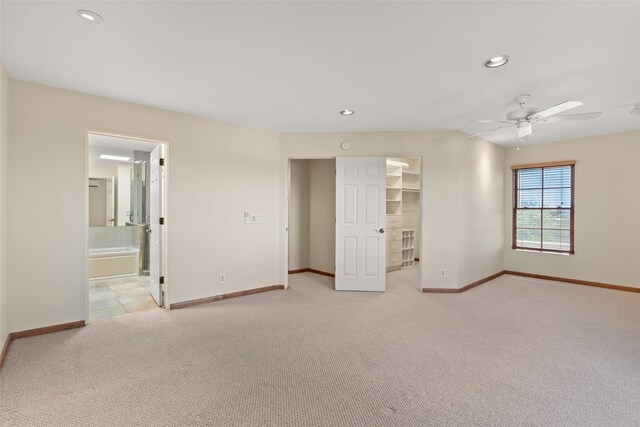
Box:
470;94;602;141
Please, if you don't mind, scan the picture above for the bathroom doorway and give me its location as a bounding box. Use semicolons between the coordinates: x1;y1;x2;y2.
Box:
86;132;167;321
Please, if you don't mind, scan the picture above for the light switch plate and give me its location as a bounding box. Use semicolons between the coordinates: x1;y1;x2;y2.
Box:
252;214;263;224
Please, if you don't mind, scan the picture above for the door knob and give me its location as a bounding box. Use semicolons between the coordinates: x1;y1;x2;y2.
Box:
375;228;385;234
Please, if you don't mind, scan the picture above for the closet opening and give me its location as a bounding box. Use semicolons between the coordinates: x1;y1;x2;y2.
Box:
287;156;422;292
86;132;167;321
384;157;422;291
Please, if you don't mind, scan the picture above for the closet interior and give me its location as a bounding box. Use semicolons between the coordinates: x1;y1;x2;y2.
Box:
386;158;421;272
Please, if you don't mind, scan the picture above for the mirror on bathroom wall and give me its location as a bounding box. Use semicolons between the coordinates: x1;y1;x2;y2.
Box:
88;149;150;228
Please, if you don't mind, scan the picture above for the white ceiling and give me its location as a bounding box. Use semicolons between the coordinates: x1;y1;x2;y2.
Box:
2;1;639;146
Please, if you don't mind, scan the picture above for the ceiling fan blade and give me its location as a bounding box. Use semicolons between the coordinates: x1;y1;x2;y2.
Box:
540;112;602;123
517;122;532;140
472;119;515;124
466;125;512;138
529;101;583;120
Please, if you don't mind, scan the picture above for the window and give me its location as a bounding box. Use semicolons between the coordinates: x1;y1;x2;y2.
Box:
512;161;575;254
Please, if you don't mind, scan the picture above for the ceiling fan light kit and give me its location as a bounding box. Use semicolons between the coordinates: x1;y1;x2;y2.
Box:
470;94;602;142
631;104;640;118
516;122;532;141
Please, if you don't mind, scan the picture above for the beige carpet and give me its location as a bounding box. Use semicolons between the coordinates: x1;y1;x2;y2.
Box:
2;270;640;426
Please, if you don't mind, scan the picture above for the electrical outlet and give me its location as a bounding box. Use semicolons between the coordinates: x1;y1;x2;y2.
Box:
243;212;251;224
219;274;226;284
440;269;446;278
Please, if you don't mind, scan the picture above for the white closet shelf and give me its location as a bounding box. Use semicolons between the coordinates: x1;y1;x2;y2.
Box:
386;199;402;202
401;227;415;269
402;188;420;192
402;171;419;175
386;173;402;177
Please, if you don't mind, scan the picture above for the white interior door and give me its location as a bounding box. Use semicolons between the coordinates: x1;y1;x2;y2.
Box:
335;157;387;292
149;144;164;306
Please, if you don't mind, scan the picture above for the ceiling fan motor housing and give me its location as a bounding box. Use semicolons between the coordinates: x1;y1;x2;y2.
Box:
507;106;540;121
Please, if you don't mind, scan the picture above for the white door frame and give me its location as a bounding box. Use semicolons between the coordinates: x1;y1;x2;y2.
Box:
283;155;425;291
84;131;170;323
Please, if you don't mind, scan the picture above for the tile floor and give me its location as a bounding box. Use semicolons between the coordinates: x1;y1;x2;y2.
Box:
89;276;160;321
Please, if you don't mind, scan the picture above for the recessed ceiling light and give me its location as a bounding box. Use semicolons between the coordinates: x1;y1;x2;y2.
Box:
77;10;103;24
340;109;355;116
483;55;510;68
100;154;130;161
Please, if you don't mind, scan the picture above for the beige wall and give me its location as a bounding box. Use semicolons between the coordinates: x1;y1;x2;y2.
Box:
7;79;280;332
279;132;505;289
288;160;310;270
308;159;335;274
504;131;640;287
0;61;8;349
458;137;505;285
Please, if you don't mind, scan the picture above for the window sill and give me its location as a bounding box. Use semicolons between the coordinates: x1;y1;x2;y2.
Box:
514;249;572;256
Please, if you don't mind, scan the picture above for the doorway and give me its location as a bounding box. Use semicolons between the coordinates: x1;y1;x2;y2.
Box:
382;157;422;291
86;132;166;321
287;156;423;292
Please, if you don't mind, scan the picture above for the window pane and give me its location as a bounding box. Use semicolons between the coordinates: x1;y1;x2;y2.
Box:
517;189;542;208
517;209;541;228
517;168;542;189
543;166;572;188
542;229;571;252
543;188;572;208
516;228;541;249
514;164;573;253
542;209;571;230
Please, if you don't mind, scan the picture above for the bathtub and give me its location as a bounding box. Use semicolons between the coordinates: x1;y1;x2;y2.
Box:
88;247;140;279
